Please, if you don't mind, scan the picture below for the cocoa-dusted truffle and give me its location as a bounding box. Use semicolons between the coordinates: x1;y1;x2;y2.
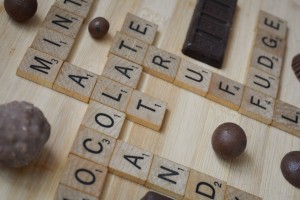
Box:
211;122;247;160
4;0;38;22
0;101;50;168
88;17;110;39
281;151;300;188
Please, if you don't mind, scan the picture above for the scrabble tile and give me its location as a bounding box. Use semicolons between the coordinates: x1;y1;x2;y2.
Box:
254;28;286;57
121;13;158;44
146;155;190;199
90;76;133;112
225;185;262;200
250;47;282;77
42;5;84;38
173;59;212;97
55;184;98;200
53;62;97;102
54;0;94;18
70;126;116;166
109;32;148;65
143;46;181;82
245;67;279;98
81;101;126;139
109;140;153;184
257;10;287;39
185;170;226;200
239;87;275;125
31;27;74;60
206;73;244;110
60;154;107;198
272;100;300;137
126;90;167;131
16;48;63;88
102;55;143;89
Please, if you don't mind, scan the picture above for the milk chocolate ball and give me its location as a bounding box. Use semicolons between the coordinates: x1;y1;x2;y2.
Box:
292;54;300;81
88;17;109;39
212;122;247;159
281;151;300;188
4;0;38;22
0;101;50;168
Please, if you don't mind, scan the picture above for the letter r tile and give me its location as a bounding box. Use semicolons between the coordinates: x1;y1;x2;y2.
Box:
109;140;153;185
207;73;244;110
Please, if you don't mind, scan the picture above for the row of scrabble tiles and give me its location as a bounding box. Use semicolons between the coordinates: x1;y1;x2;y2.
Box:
244;11;287;99
56;121;262;200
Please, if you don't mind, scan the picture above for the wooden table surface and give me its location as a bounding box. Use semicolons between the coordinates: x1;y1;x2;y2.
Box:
0;0;300;199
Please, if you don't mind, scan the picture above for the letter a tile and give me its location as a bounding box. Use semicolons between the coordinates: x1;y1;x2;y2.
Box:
185;170;226;200
109;32;148;65
16;48;63;88
53;62;97;102
81;101;126;139
143;46;181;82
60;154;107;198
207;73;244;110
126;90;167;131
146;155;190;199
109;140;153;184
121;13;158;44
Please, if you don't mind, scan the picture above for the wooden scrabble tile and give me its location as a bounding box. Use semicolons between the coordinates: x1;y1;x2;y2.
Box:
250;47;282;77
225;185;262;200
31;27;74;60
245;67;279;98
254;28;286;57
16;48;63;88
272;100;300;137
90;76;133;112
55;184;98;200
109;140;153;184
109;32;148;65
257;10;287;39
53;62;97;102
206;73;244;110
102;55;143;89
60;154;107;198
126;90;167;131
146;155;190;199
185;170;226;200
121;13;158;44
54;0;94;18
70;126;116;166
143;46;181;82
81;101;126;139
239;87;275;125
173;59;212;97
42;5;84;38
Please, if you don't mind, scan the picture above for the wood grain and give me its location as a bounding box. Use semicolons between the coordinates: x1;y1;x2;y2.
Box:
1;0;300;200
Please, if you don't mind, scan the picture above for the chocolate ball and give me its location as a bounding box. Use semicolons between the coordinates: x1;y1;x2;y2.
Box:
0;101;50;168
281;151;300;188
211;122;247;159
292;54;300;81
4;0;38;22
88;17;109;39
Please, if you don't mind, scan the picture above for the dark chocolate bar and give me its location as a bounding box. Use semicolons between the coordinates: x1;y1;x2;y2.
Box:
182;0;237;68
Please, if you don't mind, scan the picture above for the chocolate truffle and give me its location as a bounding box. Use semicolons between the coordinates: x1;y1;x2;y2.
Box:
281;151;300;188
4;0;38;22
141;191;173;200
292;54;300;81
0;101;50;168
88;17;110;39
211;122;247;159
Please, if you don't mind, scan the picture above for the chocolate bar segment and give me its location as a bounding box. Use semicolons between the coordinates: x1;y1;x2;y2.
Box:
182;0;237;68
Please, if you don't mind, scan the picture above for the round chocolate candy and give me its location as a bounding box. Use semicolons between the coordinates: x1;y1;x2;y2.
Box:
88;17;110;39
211;122;247;159
292;54;300;81
281;151;300;188
0;101;50;168
4;0;38;22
